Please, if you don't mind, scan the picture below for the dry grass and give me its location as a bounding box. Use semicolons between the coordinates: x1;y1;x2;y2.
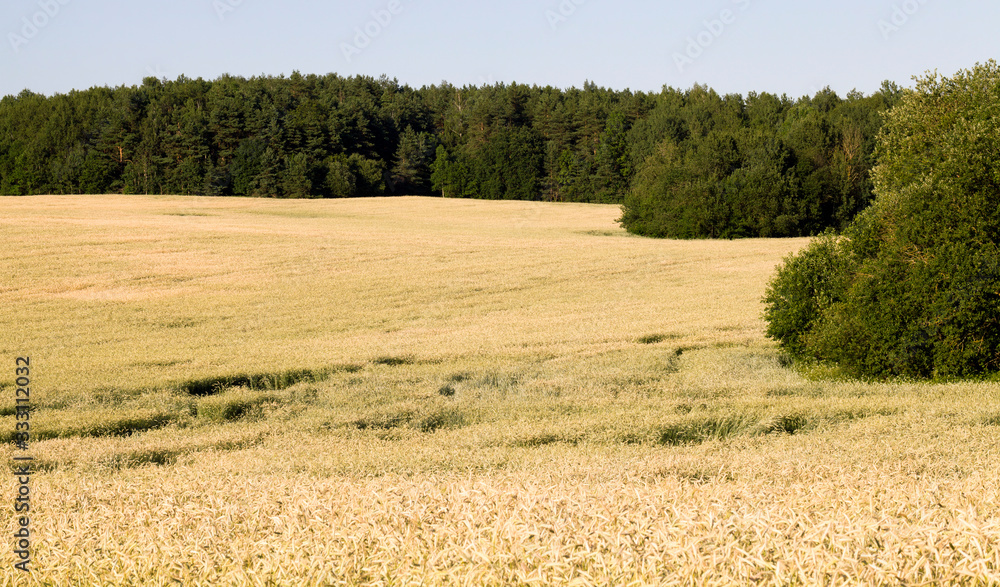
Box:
2;195;999;585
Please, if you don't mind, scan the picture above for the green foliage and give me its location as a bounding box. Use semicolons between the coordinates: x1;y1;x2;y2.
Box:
0;77;650;204
197;389;281;422
0;74;422;198
390;126;436;194
620;85;898;238
620;139;707;238
345;153;386;197
2;73;892;231
762;231;851;357
430;145;467;198
473;125;545;201
432;125;544;201
764;61;1000;378
282;153;313;198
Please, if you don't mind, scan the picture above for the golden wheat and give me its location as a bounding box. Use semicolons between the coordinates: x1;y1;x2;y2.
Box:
1;195;999;585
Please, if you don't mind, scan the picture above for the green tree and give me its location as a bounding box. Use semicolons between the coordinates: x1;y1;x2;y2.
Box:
430;145;470;198
469;125;544;200
764;61;1000;378
347;153;386;197
390;126;436;194
0;72;892;218
282;152;313;198
593;111;632;202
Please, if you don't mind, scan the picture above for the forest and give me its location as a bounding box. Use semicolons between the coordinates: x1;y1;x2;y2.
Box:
0;73;901;237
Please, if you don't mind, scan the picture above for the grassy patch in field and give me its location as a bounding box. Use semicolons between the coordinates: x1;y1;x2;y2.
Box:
350;404;468;433
196;388;284;423
180;365;360;396
637;333;680;344
372;355;416;367
0;409;179;443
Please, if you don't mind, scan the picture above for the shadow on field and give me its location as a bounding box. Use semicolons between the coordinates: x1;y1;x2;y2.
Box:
351;407;467;433
656;413;810;446
180;365;362;397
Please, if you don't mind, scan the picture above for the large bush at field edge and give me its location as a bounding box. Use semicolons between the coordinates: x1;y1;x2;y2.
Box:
763;61;1000;378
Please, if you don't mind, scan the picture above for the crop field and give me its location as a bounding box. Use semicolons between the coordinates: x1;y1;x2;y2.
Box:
2;194;1000;585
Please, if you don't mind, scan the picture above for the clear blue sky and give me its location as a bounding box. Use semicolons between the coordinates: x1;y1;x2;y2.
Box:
2;0;997;98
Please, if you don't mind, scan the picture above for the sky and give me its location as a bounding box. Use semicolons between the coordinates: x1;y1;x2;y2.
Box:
1;0;998;99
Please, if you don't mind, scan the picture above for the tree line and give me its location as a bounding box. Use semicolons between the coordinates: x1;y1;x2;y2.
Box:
0;72;902;237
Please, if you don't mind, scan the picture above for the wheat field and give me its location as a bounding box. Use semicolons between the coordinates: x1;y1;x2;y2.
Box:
2;195;999;585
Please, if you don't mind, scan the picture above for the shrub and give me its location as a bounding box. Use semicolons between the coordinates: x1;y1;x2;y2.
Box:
764;61;1000;377
762;231;850;357
764;61;1000;378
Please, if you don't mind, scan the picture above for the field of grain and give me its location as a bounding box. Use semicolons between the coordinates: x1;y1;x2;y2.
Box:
2;194;999;585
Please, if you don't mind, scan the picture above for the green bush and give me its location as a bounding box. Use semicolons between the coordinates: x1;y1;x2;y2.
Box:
762;231;850;357
763;61;1000;378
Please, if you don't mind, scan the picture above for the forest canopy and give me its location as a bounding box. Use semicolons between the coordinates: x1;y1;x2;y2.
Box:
0;73;900;237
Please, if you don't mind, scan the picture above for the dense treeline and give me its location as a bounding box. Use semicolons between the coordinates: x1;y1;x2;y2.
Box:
0;72;901;237
620;83;902;237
